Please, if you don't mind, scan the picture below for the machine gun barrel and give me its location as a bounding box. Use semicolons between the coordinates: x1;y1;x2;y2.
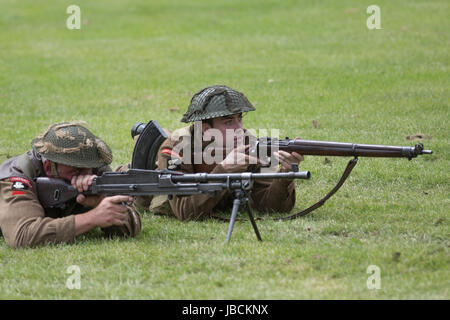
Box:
170;171;310;183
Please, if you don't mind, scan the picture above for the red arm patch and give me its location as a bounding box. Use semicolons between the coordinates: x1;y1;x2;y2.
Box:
9;177;33;188
9;177;33;195
161;148;181;159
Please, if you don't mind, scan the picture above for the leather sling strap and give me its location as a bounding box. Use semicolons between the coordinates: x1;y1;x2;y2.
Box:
211;157;358;222
277;157;358;221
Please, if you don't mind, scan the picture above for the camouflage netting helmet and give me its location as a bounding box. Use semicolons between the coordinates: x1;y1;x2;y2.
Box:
31;121;113;168
181;85;256;123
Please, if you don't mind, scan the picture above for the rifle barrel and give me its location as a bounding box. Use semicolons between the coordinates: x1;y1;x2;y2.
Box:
258;139;432;160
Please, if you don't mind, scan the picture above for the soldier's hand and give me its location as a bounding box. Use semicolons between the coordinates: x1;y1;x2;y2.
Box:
71;174;102;207
89;195;134;228
71;174;96;192
274;150;304;172
220;144;266;172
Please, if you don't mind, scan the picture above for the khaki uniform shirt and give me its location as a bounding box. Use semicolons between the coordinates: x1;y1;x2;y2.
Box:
0;150;141;248
144;125;296;221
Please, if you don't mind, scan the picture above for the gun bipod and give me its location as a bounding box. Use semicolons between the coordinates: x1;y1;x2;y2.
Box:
226;188;262;243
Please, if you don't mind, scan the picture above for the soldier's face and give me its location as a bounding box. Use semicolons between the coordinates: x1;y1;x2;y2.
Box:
57;164;92;181
210;114;244;147
43;160;92;181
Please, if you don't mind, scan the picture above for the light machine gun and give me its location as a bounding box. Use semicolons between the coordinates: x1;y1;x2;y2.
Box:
36;168;310;242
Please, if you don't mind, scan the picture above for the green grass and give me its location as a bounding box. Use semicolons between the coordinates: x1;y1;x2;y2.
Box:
0;0;448;299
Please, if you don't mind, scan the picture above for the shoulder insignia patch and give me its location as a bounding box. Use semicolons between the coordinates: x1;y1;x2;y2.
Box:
9;177;32;195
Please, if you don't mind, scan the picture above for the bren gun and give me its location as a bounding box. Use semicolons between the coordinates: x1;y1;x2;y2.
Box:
35;168;311;242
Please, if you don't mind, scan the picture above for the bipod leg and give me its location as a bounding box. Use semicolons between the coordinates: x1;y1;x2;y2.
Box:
226;198;241;243
246;201;262;242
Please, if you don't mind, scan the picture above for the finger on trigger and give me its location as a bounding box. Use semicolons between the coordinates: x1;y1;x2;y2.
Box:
278;150;291;157
111;195;134;204
273;151;282;160
292;151;303;159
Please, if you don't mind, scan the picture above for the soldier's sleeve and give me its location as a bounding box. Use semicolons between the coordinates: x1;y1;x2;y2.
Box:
249;174;296;213
155;142;229;221
0;178;76;248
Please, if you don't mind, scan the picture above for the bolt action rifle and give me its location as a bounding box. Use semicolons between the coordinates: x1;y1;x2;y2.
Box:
131;120;432;221
248;136;432;219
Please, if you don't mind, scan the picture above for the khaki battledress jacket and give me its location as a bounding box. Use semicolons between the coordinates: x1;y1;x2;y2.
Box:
0;150;141;248
145;125;297;221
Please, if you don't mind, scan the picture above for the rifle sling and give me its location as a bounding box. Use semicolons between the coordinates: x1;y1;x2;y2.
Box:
211;157;358;222
278;157;358;221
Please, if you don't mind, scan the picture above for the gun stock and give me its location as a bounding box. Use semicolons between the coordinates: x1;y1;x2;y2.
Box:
35;177;80;209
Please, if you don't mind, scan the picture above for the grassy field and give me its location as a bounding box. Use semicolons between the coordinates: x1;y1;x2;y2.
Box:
0;0;448;299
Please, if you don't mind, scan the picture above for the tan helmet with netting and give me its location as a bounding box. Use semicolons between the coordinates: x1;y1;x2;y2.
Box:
181;85;256;123
31;121;113;168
